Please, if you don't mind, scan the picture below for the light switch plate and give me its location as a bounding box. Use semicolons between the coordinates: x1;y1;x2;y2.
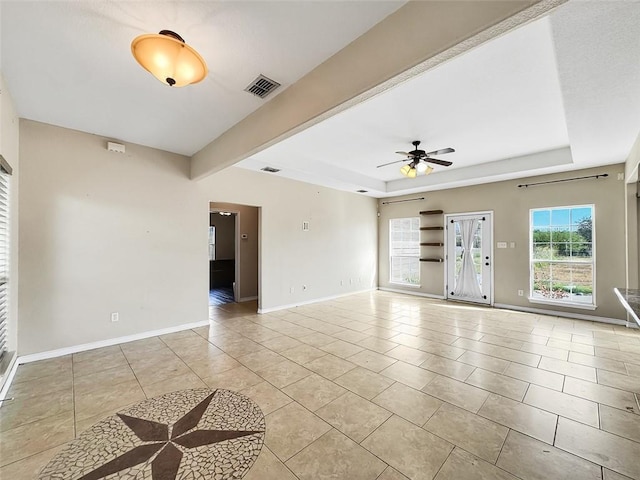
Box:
497;242;507;249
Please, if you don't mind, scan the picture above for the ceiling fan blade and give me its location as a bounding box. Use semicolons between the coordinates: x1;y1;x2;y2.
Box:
425;148;455;156
425;157;453;167
395;151;413;156
377;159;408;168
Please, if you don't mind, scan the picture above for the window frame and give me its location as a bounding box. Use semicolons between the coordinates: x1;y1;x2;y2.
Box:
389;217;421;287
529;204;596;310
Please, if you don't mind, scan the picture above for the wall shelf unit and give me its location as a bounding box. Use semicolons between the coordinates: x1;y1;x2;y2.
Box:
420;210;444;263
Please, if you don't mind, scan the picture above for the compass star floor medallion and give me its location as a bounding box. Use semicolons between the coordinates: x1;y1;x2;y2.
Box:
39;389;265;480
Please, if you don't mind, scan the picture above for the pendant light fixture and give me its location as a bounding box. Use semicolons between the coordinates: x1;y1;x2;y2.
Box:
131;30;207;87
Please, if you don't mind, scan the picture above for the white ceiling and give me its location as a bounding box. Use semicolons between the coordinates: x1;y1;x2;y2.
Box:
2;1;639;198
238;1;640;197
0;1;404;156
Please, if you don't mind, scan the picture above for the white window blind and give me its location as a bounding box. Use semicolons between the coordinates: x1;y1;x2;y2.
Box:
0;157;11;360
389;217;420;286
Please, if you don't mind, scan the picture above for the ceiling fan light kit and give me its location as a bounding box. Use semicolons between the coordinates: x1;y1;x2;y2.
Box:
131;30;207;87
379;140;455;178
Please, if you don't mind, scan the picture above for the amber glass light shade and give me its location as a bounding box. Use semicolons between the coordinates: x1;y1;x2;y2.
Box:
131;30;207;87
400;164;418;178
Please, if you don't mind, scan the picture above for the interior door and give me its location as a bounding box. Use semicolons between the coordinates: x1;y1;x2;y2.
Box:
445;212;493;305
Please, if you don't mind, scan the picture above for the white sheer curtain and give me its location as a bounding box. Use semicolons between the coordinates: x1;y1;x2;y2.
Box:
453;219;482;298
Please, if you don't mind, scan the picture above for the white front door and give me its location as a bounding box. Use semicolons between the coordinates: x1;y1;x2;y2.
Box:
445;212;493;305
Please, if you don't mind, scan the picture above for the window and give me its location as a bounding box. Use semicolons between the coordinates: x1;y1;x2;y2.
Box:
208;226;216;261
0;157;11;361
389;217;420;286
530;205;594;306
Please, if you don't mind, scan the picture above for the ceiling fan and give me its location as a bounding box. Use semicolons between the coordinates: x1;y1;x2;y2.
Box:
377;140;455;178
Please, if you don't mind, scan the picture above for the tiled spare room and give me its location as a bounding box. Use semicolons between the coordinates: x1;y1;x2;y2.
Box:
3;292;640;479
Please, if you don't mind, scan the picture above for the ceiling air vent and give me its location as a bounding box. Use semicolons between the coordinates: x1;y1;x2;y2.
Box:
261;166;280;173
245;74;281;99
357;190;368;193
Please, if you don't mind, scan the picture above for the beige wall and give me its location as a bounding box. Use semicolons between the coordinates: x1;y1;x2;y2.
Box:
199;168;378;311
0;74;20;365
210;202;259;300
378;164;628;321
18;121;207;355
209;213;235;260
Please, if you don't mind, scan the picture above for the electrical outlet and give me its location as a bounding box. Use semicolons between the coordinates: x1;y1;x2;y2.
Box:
110;312;119;322
518;290;524;297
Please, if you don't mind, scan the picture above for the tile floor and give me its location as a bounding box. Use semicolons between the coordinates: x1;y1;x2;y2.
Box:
2;291;640;479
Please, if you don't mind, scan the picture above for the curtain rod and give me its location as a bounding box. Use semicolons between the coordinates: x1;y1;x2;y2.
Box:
518;173;608;188
380;197;425;205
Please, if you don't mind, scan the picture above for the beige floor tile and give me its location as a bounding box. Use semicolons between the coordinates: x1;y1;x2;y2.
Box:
478;393;557;444
358;336;399;354
389;333;425;349
596;346;640;366
119;337;167;358
479;334;524;349
523;384;599;427
362;415;453;480
334;367;395;399
282;374;346;411
12;356;72;384
74;378;146;422
316;391;392;442
548;339;595;355
298;332;337;347
568;351;627;374
281;344;328;364
465;368;529;401
386;345;432;366
347;350;397;373
563;377;638;413
332;329;371;344
598;369;640;393
539;357;597;382
380;361;437;390
372;382;442;426
0;412;74;467
244;446;298;480
418;340;466;361
237;349;286;370
378;466;410;480
265;401;332;461
603;468;634;480
130;357;193;387
422;375;489;413
171;341;224;362
72;345;123;364
457;350;510;374
241;381;293;415
504;362;564;390
203;365;264;391
141;370;207;398
420;355;476;381
185;352;241;378
555;416;640;479
320;340;364;358
599;404;640;443
497;430;601;480
424;403;508;463
73;363;136;395
286;428;387;480
0;444;64;480
435;447;519;480
364;327;401;340
6;373;72;401
452;338;541;366
304;354;357;380
219;338;267;357
254;359;313;388
0;389;73;432
626;362;640;377
261;335;303;353
520;342;569;361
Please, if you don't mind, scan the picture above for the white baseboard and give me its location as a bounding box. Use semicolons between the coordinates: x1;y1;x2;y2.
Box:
258;288;376;314
17;319;211;365
378;287;445;300
493;303;633;327
239;296;258;302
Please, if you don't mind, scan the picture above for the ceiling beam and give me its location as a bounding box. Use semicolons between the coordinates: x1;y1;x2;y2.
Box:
191;0;565;181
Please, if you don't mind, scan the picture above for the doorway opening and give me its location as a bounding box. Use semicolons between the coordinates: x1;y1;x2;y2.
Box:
208;202;260;310
445;212;493;305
